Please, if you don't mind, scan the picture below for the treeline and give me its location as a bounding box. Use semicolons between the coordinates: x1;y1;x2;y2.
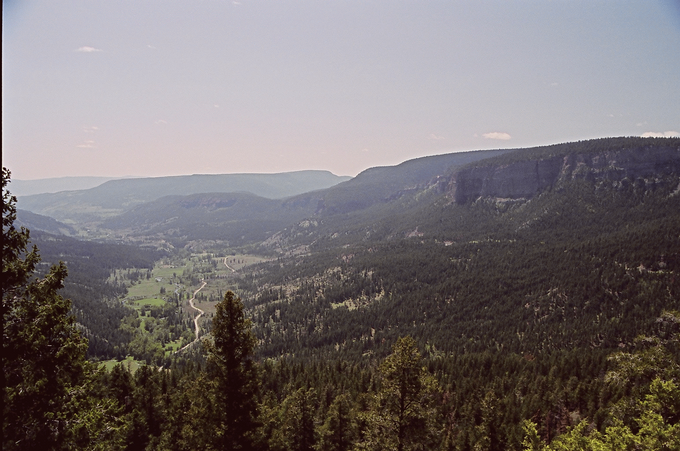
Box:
33;299;677;451
460;136;680;169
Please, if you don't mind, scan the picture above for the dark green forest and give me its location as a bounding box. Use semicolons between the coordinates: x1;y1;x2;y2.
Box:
3;138;680;450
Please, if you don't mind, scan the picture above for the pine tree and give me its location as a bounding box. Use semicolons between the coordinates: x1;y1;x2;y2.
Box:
281;387;318;451
316;393;357;451
356;336;441;451
2;167;121;450
203;290;260;450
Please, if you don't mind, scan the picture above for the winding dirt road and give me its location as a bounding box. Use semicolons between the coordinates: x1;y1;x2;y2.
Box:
176;281;206;353
175;259;237;353
223;256;236;273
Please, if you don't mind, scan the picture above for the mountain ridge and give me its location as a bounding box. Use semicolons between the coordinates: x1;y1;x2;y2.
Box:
10;176;126;196
16;170;351;223
446;137;680;203
13;137;680;251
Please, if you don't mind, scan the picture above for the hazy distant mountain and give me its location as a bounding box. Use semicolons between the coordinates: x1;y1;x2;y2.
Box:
101;192;321;246
89;138;680;249
16;171;351;224
98;150;512;245
15;209;76;236
10;176;123;196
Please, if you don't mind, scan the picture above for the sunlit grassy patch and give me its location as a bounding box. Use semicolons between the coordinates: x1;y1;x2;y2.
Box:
99;356;144;373
127;280;164;297
135;297;166;307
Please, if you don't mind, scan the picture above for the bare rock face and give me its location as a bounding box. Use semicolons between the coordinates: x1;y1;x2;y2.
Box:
451;159;562;203
448;143;680;204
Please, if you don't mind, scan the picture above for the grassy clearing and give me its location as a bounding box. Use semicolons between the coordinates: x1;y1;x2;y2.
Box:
127;280;164;297
99;356;144;373
107;252;271;364
112;262;187;298
219;254;270;271
154;265;186;279
133;298;166;307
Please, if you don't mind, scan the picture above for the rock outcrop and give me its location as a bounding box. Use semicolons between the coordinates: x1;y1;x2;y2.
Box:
448;142;680;204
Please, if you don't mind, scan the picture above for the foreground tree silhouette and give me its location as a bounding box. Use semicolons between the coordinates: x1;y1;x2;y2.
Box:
2;168;120;450
202;290;260;451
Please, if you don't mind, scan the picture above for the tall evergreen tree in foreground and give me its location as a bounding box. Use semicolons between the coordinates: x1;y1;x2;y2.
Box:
2;167;121;450
357;336;441;451
203;290;260;451
316;393;357;451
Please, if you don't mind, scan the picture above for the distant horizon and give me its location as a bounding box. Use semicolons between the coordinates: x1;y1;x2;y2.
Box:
5;140;559;181
8;134;679;182
11;169;351;182
4;1;678;181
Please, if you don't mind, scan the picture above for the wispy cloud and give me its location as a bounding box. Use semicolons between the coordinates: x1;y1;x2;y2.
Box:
482;132;511;140
641;131;680;138
155;119;168;125
83;126;99;133
75;46;103;53
428;134;445;140
77;140;97;149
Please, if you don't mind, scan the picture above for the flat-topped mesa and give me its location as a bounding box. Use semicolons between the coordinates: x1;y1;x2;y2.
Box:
448;142;680;204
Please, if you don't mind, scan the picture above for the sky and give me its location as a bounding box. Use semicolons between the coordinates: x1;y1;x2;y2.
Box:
3;0;680;180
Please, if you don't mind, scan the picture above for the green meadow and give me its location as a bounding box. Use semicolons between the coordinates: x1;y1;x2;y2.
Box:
133;298;167;307
99;356;144;373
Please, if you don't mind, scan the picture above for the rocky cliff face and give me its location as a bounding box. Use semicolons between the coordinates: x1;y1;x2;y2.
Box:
448;143;680;204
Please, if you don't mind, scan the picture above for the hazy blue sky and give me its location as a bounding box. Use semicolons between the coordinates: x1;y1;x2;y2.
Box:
3;0;680;179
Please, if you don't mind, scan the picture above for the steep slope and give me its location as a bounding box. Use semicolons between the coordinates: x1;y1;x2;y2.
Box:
15;209;75;236
231;137;680;359
96;150;511;248
292;149;511;216
448;137;680;203
252;150;512;250
265;137;680;248
93;137;680;255
28;231;162;358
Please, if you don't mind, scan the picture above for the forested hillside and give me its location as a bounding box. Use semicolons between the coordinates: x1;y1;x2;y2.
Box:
100;192;320;247
15;209;75;236
29;231;163;358
239;143;680;358
3;137;680;450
